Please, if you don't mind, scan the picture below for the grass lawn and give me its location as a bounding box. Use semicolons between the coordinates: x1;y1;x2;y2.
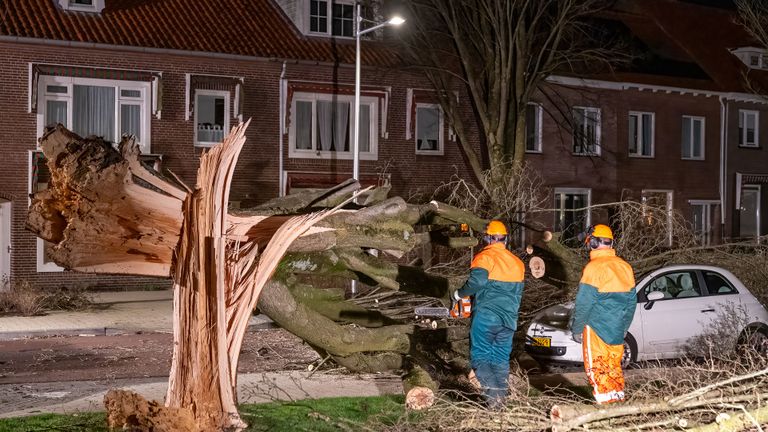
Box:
0;395;407;432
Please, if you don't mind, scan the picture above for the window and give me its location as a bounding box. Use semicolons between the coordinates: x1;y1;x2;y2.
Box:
309;0;355;37
58;0;104;12
690;200;719;246
289;92;378;160
554;188;591;245
525;103;542;153
194;90;230;147
29;152;63;272
682;115;705;160
642;190;673;246
628;111;654;157
38;76;151;153
415;103;443;154
572;107;600;155
643;271;701;300
702;271;738;295
739;110;759;147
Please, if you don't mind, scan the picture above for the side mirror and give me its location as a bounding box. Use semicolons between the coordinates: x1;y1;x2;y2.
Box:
644;291;665;310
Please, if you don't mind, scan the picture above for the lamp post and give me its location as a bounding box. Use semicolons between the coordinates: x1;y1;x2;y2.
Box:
353;4;404;180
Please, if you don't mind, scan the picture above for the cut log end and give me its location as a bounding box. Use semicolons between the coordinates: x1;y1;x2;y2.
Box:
405;387;435;410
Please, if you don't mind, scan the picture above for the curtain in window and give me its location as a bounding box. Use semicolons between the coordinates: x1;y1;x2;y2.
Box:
46;100;67;128
317;100;334;151
73;85;115;140
333;102;349;152
296;101;312;150
120;104;141;142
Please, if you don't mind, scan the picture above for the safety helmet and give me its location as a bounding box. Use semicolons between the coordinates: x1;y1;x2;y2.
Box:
585;224;614;248
485;220;508;236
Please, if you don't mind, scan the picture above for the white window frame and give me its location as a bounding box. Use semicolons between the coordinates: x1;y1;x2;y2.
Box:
628;111;655;158
37;75;152;153
642;189;674;246
689;199;719;246
572;106;601;156
58;0;105;13
28;151;64;273
414;103;444;155
307;0;356;38
738;109;759;148
553;187;592;232
525;102;543;154
194;89;231;148
289;92;379;160
681;115;705;160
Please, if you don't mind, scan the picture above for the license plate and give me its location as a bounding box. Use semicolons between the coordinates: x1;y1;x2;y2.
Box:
530;336;551;348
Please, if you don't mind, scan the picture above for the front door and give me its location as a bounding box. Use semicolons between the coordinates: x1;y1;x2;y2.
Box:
740;185;760;240
0;199;10;291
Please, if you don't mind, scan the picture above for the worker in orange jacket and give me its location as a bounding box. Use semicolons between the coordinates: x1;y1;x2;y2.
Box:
453;220;525;409
569;224;636;404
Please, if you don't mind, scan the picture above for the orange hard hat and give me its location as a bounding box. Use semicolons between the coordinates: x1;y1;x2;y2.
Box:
485;220;508;236
586;224;613;243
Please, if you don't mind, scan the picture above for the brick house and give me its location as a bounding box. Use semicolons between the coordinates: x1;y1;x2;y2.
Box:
521;0;768;246
0;0;479;290
0;0;766;291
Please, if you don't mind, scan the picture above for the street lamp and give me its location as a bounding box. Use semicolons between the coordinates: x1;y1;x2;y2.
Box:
352;5;404;181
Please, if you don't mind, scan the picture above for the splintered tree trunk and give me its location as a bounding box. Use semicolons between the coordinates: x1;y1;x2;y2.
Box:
27;124;342;430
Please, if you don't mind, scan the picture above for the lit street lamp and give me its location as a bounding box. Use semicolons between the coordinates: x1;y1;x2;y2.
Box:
353;5;404;181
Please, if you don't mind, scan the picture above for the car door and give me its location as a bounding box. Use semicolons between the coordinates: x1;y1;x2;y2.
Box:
637;270;711;356
697;269;745;325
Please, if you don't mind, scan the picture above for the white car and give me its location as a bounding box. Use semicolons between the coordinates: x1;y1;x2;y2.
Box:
525;265;768;367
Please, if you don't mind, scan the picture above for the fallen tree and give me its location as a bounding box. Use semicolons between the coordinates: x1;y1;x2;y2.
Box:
26;124;533;430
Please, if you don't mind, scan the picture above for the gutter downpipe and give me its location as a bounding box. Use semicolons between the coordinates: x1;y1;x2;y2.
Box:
719;96;727;242
278;61;287;197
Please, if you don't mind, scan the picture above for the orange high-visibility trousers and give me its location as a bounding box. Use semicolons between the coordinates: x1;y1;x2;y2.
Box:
582;325;626;404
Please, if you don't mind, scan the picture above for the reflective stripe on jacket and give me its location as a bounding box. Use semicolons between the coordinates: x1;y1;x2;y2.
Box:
457;243;525;330
570;249;636;345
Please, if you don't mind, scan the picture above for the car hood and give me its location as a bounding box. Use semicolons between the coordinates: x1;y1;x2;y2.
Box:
533;302;574;330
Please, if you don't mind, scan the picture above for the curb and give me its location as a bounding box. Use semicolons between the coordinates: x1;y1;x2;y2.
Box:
0;319;277;341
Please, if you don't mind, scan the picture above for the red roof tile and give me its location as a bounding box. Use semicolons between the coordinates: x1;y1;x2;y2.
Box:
632;0;768;92
0;0;399;66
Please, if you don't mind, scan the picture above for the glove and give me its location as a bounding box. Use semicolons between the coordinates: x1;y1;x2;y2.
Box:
452;290;462;302
572;332;583;343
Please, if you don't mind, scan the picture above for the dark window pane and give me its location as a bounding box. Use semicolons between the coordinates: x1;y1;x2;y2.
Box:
525;104;539;151
703;271;738;295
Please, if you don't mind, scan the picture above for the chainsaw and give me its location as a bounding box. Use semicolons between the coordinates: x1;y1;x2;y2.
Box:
414;296;471;319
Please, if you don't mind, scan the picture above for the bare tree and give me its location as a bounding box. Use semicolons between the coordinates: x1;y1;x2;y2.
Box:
736;0;768;49
399;0;628;188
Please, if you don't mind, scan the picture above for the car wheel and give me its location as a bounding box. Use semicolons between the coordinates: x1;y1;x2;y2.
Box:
622;333;638;369
739;326;768;356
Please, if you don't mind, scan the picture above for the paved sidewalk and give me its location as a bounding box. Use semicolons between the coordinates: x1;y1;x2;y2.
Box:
0;290;274;340
0;371;404;418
